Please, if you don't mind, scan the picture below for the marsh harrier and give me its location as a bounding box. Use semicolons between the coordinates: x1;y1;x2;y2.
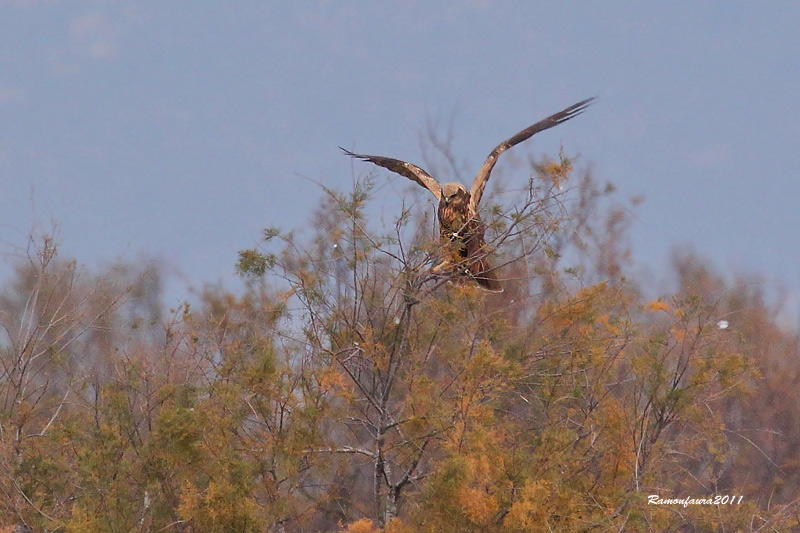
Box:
343;97;594;292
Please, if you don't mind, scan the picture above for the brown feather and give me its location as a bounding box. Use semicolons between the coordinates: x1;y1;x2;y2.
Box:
469;97;595;214
340;148;442;201
438;188;503;293
344;97;594;294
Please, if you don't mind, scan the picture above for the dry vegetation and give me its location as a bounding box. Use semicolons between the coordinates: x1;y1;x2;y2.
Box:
1;153;798;531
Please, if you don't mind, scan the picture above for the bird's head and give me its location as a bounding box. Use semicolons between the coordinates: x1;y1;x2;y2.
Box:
442;182;469;205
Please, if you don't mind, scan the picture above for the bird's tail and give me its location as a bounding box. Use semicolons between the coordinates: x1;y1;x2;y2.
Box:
470;257;503;293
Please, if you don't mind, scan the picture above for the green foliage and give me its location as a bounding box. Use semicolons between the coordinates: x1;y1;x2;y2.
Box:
237;248;275;277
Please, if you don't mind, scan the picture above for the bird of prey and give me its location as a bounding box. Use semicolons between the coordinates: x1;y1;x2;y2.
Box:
343;97;594;293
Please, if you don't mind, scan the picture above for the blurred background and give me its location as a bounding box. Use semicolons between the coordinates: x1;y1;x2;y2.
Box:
1;2;798;323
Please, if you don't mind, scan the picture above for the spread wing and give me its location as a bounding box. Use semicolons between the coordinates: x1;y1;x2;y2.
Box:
341;148;442;201
469;97;595;214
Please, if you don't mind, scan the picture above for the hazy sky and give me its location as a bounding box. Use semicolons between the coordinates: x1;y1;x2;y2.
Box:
2;3;799;315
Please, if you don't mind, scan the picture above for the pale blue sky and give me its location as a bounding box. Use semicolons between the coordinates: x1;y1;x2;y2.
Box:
2;3;799;315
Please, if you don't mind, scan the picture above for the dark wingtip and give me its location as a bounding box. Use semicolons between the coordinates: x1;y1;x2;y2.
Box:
570;96;596;114
340;147;374;162
574;96;597;108
554;96;597;125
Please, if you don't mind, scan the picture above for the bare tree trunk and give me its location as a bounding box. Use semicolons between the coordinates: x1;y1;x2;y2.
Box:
384;486;399;525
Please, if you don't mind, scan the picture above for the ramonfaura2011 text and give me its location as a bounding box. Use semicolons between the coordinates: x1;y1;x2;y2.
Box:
648;495;743;507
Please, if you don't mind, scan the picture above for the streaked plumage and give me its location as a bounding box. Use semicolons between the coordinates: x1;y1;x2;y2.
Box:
343;97;594;292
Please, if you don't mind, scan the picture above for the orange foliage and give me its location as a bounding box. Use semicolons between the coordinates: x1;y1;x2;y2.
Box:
1;163;797;532
342;518;379;533
646;299;670;313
